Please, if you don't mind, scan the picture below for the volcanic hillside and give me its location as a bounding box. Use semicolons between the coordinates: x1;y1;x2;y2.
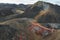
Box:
23;1;60;23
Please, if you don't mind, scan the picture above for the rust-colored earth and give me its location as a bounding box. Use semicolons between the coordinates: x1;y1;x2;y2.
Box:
0;18;60;40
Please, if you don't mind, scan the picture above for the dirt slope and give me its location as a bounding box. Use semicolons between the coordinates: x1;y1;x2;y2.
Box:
0;18;60;40
43;30;60;40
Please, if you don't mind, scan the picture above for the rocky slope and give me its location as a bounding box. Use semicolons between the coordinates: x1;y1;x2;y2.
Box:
0;3;30;22
0;1;60;40
0;18;42;40
23;1;60;23
0;1;60;23
0;18;60;40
